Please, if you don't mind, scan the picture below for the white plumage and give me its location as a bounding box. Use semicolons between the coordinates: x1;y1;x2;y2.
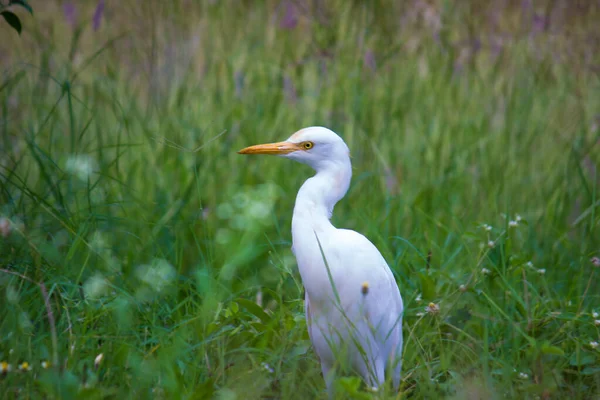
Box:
239;126;403;393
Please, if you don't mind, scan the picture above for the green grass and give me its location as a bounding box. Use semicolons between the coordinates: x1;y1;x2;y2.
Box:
1;1;600;398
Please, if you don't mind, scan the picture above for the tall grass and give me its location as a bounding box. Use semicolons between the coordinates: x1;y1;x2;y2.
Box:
1;1;599;398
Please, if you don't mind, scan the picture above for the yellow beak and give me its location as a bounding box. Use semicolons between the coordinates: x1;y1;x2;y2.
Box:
238;141;302;155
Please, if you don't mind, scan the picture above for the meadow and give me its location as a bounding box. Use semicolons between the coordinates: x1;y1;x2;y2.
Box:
1;1;600;398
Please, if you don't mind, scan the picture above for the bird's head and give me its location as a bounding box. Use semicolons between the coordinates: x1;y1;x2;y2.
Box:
238;126;350;171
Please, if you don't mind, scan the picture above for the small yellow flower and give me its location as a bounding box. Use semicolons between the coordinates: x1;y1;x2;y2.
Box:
1;361;12;373
361;281;369;295
18;362;31;372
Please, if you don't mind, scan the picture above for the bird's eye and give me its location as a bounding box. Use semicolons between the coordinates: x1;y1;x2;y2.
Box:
303;141;314;150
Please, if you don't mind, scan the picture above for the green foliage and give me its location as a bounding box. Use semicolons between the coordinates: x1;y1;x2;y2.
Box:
0;0;599;398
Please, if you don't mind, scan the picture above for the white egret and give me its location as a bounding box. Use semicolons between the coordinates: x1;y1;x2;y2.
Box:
239;127;403;393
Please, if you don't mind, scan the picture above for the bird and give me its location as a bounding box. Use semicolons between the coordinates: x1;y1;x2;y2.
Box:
238;126;403;394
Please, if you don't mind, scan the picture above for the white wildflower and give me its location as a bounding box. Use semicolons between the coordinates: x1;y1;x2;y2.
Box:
509;220;518;228
261;362;274;374
526;261;533;268
232;192;250;209
591;257;600;267
18;362;31;372
590;341;599;349
487;240;495;248
248;201;272;220
136;258;176;293
415;293;422;303
216;203;233;220
459;284;467;292
65;155;96;181
594;320;600;326
425;302;440;315
593;311;599;319
0;361;12;373
518;372;528;379
516;214;522;222
89;231;108;253
481;268;491;275
537;269;546;275
83;273;108;299
215;228;232;245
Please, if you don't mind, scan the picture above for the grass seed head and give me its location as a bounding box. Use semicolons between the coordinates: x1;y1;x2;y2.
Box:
94;353;104;369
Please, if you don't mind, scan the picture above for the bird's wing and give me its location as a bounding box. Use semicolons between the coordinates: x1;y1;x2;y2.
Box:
329;229;403;311
329;229;404;357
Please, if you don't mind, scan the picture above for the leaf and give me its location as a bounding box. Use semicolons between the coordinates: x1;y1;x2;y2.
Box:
235;298;271;324
195;378;216;399
418;272;436;300
335;377;372;399
540;342;564;356
9;0;33;15
1;11;21;35
569;352;595;366
288;341;311;357
581;366;600;376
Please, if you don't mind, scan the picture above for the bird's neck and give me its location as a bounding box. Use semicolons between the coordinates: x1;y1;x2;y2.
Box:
292;159;352;228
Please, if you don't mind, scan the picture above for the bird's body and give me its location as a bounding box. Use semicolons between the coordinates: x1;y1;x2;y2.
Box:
239;127;403;392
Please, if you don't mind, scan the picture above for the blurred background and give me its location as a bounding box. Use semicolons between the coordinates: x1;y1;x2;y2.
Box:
1;1;599;398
